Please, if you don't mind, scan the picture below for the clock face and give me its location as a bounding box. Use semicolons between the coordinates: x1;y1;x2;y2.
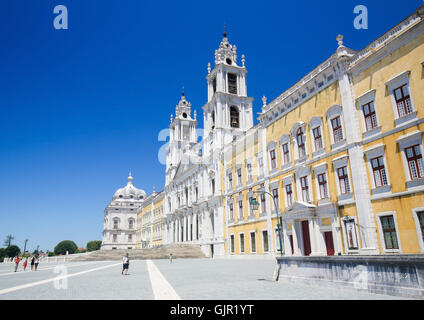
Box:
226;58;232;65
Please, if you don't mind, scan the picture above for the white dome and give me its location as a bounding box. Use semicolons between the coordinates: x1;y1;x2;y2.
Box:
113;173;146;201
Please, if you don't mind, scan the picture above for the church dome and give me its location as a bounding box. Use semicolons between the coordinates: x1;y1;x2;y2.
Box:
113;173;146;201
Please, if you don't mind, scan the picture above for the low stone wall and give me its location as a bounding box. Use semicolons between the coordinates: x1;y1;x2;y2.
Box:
276;255;424;299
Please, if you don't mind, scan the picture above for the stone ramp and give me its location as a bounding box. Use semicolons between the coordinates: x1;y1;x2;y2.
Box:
70;244;206;261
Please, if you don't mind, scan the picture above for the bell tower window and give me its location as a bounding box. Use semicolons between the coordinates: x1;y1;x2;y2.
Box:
230;106;240;128
228;73;237;94
212;78;216;93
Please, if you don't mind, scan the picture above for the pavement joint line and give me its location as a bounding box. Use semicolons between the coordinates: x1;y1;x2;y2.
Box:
0;261;110;277
0;262;122;296
146;260;181;300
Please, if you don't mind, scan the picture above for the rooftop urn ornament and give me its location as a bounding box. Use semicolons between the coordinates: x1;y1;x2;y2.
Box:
194;110;197;120
207;62;211;74
128;171;133;184
262;96;267;107
336;34;344;47
170;114;173;123
242;54;245;67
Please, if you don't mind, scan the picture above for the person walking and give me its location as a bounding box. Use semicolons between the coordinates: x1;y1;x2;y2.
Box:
30;256;35;271
169;253;173;264
34;256;39;271
122;253;129;275
13;255;20;272
23;258;28;271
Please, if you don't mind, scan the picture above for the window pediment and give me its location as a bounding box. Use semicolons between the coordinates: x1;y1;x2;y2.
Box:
326;105;343;119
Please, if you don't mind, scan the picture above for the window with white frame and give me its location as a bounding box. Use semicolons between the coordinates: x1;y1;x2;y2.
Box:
269;149;277;170
313;127;323;151
313;163;329;201
262;230;269;252
296;128;306;158
282;143;290;165
291;123;308;161
364;144;391;194
228;172;233;189
397;131;424;187
380;215;399;250
309;117;324;154
333;156;352;198
337;166;351;195
371;156;388;188
285;184;293;207
237;167;242;186
356;89;380;137
246;161;253;183
386;71;416;126
257;154;264;177
394;84;413;118
296;167;312;204
230;234;235;253
362;101;378;131
300;176;310;202
250;232;257;253
229;202;234;221
113;218;119;230
280;134;291;167
239;233;245;253
405;145;424;180
238;199;244;220
331;116;344;143
317;173;329;200
326;105;345;148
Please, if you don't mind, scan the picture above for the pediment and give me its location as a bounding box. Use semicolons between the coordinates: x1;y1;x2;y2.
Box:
287;201;316;213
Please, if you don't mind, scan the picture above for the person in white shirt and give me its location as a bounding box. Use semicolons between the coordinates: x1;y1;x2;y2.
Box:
122;253;129;275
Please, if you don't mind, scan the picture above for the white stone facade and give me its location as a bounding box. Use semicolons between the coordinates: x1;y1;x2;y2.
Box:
162;34;253;257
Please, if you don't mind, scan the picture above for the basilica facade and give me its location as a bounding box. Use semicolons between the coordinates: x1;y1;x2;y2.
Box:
133;4;424;258
101;173;146;250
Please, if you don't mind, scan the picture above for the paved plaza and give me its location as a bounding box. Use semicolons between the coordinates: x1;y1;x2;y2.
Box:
0;258;409;300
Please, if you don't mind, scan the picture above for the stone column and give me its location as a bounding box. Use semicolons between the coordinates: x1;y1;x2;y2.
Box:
291;221;301;256
282;222;291;256
337;61;378;254
193;213;198;241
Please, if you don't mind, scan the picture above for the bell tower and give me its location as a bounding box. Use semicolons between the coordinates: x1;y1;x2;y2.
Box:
202;31;254;157
166;90;198;185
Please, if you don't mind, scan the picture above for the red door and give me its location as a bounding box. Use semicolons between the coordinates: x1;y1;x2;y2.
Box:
324;232;335;256
301;221;311;256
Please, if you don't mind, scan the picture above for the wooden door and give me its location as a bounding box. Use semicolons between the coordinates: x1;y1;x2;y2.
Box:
301;220;311;256
324;231;335;256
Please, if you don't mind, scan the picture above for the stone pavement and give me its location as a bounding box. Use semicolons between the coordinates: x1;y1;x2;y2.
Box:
0;259;410;300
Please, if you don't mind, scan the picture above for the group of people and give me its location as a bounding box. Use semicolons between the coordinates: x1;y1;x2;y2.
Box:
120;253;174;275
13;255;39;272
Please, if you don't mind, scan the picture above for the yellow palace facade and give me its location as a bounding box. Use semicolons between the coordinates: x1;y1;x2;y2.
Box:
137;5;424;257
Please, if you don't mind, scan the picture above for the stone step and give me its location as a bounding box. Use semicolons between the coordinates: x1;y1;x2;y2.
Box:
70;244;206;261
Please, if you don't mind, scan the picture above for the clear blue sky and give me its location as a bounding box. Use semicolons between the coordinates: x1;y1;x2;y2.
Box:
0;0;420;252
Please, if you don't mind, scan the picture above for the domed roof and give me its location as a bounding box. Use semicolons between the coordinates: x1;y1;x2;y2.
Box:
113;172;146;201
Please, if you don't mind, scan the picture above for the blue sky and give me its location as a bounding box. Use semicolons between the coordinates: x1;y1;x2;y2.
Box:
0;0;420;252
